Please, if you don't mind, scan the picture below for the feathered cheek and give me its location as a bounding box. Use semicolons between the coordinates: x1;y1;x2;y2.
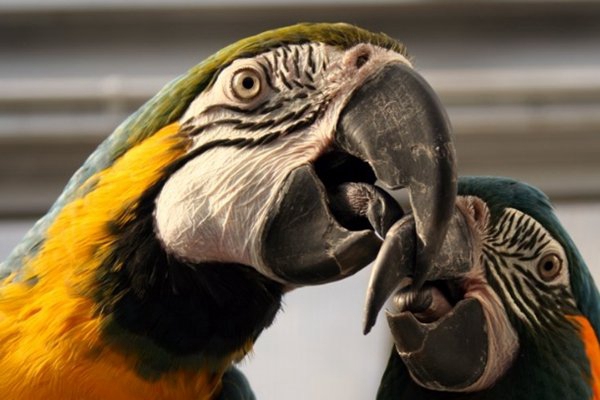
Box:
152;145;305;268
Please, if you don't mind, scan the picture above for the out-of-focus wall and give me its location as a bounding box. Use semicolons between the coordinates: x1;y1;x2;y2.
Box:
1;1;599;399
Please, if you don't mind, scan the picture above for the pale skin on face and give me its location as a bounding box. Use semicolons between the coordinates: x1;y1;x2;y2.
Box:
435;197;574;392
154;43;411;280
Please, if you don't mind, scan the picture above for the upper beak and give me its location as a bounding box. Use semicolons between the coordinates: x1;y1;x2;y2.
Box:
260;62;457;286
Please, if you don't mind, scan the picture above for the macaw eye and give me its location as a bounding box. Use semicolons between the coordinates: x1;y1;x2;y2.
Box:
230;68;262;101
537;253;562;281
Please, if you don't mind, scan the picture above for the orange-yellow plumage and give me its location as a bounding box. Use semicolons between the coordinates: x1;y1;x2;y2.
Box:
570;316;600;400
0;123;241;399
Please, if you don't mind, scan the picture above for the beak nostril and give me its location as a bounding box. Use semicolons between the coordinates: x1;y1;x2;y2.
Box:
355;52;370;69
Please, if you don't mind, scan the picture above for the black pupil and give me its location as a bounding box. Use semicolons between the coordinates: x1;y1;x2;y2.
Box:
242;76;255;90
543;261;555;272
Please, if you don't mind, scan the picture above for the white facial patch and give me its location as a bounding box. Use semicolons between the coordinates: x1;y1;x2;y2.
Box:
154;42;412;279
154;127;334;276
442;199;576;392
181;43;411;125
483;207;574;327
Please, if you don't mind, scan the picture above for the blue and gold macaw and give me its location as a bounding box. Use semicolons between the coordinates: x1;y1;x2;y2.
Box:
365;177;600;400
0;23;458;399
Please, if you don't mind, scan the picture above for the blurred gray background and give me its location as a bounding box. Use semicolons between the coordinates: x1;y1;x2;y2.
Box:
1;1;599;399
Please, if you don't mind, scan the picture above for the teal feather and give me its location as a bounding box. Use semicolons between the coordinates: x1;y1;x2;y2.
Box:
217;367;256;400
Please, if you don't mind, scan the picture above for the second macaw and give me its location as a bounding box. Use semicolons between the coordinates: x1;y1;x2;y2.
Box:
365;177;600;400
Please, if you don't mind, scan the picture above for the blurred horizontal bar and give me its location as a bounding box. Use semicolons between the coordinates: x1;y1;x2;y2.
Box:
424;69;600;105
1;105;600;217
1;0;600;15
2;68;600;107
2;100;600;138
1;68;599;139
0;76;165;106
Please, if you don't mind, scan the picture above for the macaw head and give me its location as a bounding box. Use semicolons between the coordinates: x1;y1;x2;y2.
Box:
366;176;600;399
151;25;457;287
2;23;457;375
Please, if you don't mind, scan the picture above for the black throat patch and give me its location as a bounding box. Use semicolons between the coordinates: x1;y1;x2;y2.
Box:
94;148;283;379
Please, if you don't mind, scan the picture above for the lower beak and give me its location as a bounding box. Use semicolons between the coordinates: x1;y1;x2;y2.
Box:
260;62;457;286
363;202;493;391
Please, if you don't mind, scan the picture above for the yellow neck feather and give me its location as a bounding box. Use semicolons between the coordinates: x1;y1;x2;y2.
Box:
0;123;235;399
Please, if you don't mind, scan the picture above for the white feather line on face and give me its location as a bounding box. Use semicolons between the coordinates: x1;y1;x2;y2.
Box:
154;43;412;281
435;201;573;392
484;207;574;328
181;42;335;125
460;267;519;392
154;108;338;278
181;43;411;132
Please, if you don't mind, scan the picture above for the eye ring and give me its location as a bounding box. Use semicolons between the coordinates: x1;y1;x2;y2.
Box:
230;67;262;101
537;253;563;281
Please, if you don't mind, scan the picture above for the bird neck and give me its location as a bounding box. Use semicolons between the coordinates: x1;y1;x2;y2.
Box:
95;199;284;377
89;133;284;378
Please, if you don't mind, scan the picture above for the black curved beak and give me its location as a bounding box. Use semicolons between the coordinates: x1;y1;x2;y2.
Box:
337;63;457;289
363;208;473;333
362;203;493;391
260;63;456;286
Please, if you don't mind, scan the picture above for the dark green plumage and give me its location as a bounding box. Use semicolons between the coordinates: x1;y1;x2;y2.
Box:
377;176;600;400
